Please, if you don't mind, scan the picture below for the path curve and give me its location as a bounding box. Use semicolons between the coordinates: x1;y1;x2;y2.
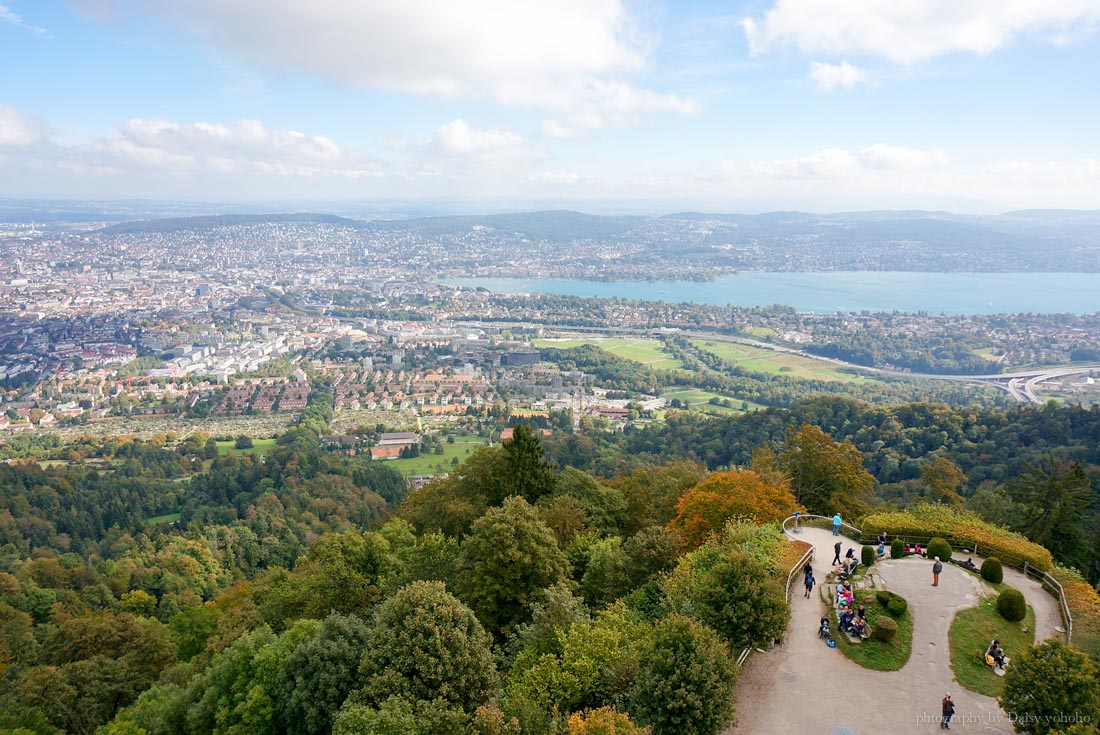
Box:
727;526;1062;735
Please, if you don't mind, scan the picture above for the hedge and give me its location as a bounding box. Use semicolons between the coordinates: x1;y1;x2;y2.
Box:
875;590;908;617
981;557;1004;584
890;539;905;559
997;588;1027;623
927;537;953;563
859;505;1053;572
861;545;876;567
872;617;898;643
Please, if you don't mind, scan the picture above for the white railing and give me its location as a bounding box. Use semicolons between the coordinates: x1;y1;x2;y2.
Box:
736;533;816;669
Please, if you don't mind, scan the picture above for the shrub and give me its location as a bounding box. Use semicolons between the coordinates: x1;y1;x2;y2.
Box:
861;545;876;567
927;537;953;562
871;617;898;643
890;539;905;559
981;557;1004;584
875;590;908;617
997;588;1027;623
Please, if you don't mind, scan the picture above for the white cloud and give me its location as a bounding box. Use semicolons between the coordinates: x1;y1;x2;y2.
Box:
744;0;1100;64
749;146;861;178
539;81;699;139
0;1;45;34
859;143;950;170
85;0;696;133
0;105;48;146
403;119;549;175
809;60;866;91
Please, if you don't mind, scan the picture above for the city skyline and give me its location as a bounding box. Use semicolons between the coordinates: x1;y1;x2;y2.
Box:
2;0;1099;211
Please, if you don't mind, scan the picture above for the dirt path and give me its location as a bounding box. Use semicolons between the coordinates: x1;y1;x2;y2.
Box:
728;526;1063;735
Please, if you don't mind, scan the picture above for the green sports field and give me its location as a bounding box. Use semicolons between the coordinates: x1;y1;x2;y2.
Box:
215;437;278;456
384;439;488;477
690;339;876;383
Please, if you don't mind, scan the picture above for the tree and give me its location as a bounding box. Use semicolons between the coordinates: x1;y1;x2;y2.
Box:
503;424;559;504
235;435;254;450
457;497;569;636
779;424;873;517
661;550;789;652
358;581;497;713
668;469;802;550
1008;455;1093;571
1000;640;1100;735
920;456;967;507
280;613;372;735
628;615;737;735
566;707;649;734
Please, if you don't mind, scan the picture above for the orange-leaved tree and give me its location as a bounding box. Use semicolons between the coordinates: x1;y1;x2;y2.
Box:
668;469;803;550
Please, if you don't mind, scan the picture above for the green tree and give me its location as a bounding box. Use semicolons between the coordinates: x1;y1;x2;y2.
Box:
1008;455;1093;571
457;497;569;636
628;615;737;735
1000;640;1100;735
358;581;497;712
280;613;372;735
503;424;559;504
779;424;873;517
662;550;789;652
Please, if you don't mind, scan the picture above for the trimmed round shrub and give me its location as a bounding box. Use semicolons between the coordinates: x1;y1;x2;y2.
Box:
871;617;898;643
927;537;953;562
980;557;1004;584
861;545;876;567
997;588;1027;622
875;590;908;617
890;539;905;559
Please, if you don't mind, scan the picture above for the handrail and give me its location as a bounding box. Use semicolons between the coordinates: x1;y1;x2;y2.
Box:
781;513;1073;643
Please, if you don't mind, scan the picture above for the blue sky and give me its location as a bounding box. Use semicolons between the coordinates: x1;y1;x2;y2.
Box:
1;0;1099;211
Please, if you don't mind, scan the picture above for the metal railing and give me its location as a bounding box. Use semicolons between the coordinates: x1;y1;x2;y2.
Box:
780;514;1073;643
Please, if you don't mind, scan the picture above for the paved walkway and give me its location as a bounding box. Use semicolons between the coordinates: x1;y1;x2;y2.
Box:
728;526;1064;735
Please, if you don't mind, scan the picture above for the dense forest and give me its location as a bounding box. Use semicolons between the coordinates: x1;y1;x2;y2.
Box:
2;389;1100;734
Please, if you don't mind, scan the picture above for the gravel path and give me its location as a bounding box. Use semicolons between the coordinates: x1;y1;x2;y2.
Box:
727;526;1064;735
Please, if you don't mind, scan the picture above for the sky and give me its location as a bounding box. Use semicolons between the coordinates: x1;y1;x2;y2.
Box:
1;0;1099;212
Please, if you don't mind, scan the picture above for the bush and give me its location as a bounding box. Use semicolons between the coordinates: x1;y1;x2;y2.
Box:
981;557;1004;584
890;539;905;559
927;537;953;562
861;545;876;567
871;617;898;643
997;588;1027;623
875;590;908;617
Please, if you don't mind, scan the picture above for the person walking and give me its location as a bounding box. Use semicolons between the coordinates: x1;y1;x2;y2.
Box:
940;693;955;729
833;541;842;565
804;572;815;598
932;556;943;586
832;513;842;536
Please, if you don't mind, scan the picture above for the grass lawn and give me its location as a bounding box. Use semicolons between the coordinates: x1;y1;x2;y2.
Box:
216;437;278;456
690;339;877;384
534;337;685;370
949;594;1035;697
826;588;914;671
661;387;766;413
147;512;181;525
383;440;487;477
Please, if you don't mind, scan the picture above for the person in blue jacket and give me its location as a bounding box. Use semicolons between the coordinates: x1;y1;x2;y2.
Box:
832;513;842;535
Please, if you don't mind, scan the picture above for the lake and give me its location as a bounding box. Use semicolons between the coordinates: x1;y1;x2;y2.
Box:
443;273;1100;315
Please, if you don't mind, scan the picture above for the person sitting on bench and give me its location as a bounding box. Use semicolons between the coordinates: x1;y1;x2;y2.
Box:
839;559;860;580
959;557;978;571
985;640;1007;670
852;616;870;639
856;603;867;620
839;610;855;632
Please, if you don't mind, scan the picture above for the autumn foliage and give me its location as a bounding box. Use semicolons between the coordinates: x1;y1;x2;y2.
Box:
668;469;803;550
